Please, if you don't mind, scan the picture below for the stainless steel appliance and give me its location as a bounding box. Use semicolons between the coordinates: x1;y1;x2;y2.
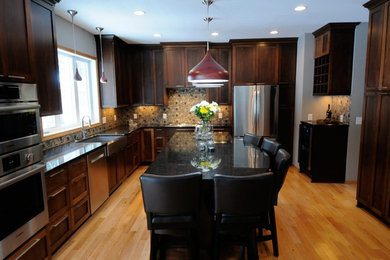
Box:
234;85;278;137
87;147;109;214
0;82;48;259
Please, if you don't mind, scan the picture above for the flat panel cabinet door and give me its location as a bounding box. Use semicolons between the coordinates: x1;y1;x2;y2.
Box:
366;4;385;90
129;48;143;105
185;47;206;86
233;44;257;85
30;0;61;116
142;129;155;162
207;47;231;105
142;49;154;105
382;3;390;90
164;48;185;87
372;94;390;215
0;0;34;82
358;95;380;207
154;49;165;105
257;43;278;84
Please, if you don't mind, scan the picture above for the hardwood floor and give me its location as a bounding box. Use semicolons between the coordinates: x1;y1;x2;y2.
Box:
53;166;390;260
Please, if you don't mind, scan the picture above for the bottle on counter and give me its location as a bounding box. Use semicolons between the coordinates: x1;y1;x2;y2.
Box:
326;104;332;120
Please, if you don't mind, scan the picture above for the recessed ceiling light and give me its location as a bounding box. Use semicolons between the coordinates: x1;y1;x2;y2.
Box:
294;5;307;12
270;30;279;35
211;32;219;37
133;10;145;16
153;33;161;37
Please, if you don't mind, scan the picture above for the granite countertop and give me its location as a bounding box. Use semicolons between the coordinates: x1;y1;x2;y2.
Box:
301;120;349;126
145;132;270;180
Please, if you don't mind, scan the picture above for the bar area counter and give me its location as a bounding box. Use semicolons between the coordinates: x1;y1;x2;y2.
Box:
145;132;270;179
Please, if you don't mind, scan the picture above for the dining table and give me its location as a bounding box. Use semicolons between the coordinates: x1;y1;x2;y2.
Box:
145;131;271;179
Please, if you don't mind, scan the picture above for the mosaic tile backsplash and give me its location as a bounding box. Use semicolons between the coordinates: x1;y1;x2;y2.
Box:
331;96;351;123
42;88;233;150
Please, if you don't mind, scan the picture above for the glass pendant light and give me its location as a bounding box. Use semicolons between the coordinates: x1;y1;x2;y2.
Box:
68;10;82;81
187;0;229;88
96;27;108;83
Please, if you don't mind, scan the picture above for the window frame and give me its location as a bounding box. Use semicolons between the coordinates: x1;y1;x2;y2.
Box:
41;46;102;141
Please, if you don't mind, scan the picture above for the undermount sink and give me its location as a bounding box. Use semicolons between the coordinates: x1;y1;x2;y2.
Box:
77;135;126;156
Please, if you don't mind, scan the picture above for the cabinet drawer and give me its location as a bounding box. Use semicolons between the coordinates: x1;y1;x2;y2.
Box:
45;168;67;193
47;185;69;221
71;196;90;231
68;157;87;180
6;228;50;260
69;173;89;206
48;213;71;252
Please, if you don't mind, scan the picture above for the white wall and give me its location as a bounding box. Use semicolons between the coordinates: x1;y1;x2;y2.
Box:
345;22;368;181
55;15;97;58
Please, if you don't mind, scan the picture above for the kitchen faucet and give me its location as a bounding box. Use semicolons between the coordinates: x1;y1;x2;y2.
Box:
81;115;92;139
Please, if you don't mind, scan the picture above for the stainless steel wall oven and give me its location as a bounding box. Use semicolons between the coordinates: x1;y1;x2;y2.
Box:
0;82;48;259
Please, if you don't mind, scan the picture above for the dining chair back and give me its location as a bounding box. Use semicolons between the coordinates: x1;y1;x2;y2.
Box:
140;172;202;260
243;133;263;147
272;148;291;205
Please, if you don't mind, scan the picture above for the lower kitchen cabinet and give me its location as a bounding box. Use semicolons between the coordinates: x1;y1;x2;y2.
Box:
141;128;155;162
154;128;176;155
126;130;141;175
107;148;127;194
6;228;50;260
45;156;90;253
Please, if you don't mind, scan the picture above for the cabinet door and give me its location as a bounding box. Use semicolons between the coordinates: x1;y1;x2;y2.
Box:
185;46;206;86
116;149;127;182
154;49;165;105
207;47;231;105
69;173;89;206
107;155;118;193
47;185;69;222
0;0;34;82
129;48;143;105
142;129;155;162
164;47;185;87
7;228;50;260
48;213;71;252
142;49;154;105
257;43;278;84
30;0;61;116
366;4;385;90
232;44;257;85
382;3;390;90
70;196;90;231
358;94;381;207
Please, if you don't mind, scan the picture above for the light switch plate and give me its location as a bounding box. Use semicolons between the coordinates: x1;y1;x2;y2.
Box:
102;117;106;124
133;114;138;119
162;113;167;119
218;112;223;119
356;116;362;125
308;113;313;121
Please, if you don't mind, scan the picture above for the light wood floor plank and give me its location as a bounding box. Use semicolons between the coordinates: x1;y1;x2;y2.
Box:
53;166;390;259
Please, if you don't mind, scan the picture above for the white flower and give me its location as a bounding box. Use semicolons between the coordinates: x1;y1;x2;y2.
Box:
210;106;217;113
199;100;209;106
190;105;196;112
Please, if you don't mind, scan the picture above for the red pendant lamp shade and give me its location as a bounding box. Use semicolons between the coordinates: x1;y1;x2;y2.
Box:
187;51;229;84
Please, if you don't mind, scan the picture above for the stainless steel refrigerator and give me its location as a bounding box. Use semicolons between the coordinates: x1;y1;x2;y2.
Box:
234;85;278;137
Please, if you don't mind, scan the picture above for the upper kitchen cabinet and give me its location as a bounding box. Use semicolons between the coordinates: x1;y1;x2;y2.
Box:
365;0;390;91
95;35;130;108
207;44;232;105
0;0;35;83
30;0;62;116
312;23;359;95
162;43;206;87
138;46;165;106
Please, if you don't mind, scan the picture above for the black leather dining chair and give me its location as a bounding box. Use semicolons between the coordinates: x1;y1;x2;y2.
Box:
213;172;275;260
243;133;263;147
261;138;282;169
140;172;202;260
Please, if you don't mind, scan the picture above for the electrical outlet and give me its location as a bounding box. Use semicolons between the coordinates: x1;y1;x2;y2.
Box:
162;113;167;119
308;114;313;121
102;117;106;124
133;114;138;119
114;115;117;121
356;116;362;125
218;112;223;119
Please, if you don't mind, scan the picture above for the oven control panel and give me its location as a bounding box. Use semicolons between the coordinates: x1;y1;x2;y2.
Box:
0;144;42;177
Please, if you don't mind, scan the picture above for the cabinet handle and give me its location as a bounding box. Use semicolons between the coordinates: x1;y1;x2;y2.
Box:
53;215;68;228
15;238;41;260
91;153;105;164
49;186;66;198
75;198;88;208
8;75;26;79
48;169;65;178
71;173;86;183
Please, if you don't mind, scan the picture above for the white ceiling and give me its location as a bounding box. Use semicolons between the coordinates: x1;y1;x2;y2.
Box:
55;0;369;44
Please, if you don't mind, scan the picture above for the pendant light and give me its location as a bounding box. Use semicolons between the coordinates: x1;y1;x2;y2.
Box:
96;27;108;83
68;10;82;81
187;0;229;88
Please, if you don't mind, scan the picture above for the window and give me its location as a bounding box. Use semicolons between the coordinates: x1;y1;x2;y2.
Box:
42;49;100;137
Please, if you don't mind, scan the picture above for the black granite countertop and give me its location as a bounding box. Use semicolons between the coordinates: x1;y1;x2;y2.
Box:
301;120;349;126
145;132;270;180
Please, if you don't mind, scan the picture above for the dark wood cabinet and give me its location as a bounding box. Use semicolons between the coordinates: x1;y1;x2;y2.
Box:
312;23;358;95
298;122;349;183
107;147;127;194
126;130;141;175
6;228;50;260
257;43;279;84
154;128;176;155
357;0;390;225
141;128;155;162
0;0;35;83
30;0;61;116
95;35;130;108
232;44;257;85
163;43;206;88
45;156;90;253
207;45;232;105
